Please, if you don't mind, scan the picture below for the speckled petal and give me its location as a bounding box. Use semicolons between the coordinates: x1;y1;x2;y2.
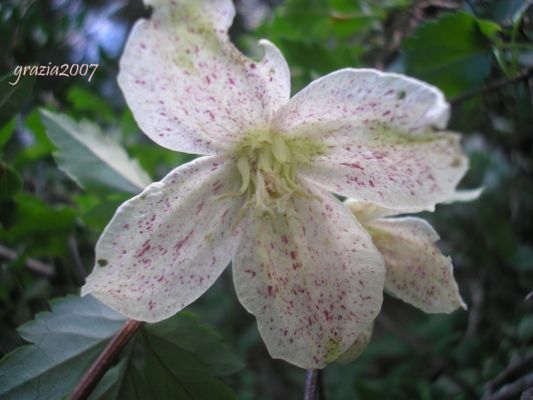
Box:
368;217;466;313
119;0;290;155
233;180;385;369
274;69;467;212
81;156;244;322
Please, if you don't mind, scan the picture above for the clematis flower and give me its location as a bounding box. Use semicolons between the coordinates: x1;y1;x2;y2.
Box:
82;0;469;368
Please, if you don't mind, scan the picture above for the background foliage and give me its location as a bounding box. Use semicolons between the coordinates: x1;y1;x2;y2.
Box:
1;0;532;399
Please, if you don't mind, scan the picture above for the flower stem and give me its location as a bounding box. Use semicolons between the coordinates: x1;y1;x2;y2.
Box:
69;319;143;400
304;369;319;400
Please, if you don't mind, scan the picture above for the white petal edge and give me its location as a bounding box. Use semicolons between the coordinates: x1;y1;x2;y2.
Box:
82;155;244;322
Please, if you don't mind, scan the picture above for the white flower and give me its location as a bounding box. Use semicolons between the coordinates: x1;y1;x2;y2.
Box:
82;0;468;368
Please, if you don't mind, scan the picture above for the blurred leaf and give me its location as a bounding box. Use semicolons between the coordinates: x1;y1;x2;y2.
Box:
67;86;115;123
0;74;35;126
403;12;497;97
40;109;151;194
0;117;16;149
0;162;22;201
14;109;56;164
0;295;126;400
0;193;76;243
81;197;126;232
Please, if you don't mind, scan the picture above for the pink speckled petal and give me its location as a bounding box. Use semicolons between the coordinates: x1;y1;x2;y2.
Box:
274;69;467;212
233;180;385;368
368;217;466;313
81;156;244;322
119;0;290;155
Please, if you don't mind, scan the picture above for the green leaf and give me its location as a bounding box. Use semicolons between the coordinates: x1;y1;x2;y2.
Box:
0;296;241;400
0;295;126;400
0;73;35;126
0;117;16;149
143;332;237;400
403;12;496;97
0;193;77;244
0;162;22;201
89;359;150;400
145;311;244;377
89;312;242;400
67;86;115;123
40;109;151;194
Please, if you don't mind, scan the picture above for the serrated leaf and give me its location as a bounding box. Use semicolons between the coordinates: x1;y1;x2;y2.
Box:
0;296;241;400
0;295;126;400
40;109;151;194
403;12;496;97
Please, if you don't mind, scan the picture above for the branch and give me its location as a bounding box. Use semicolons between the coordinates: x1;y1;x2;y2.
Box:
0;243;55;276
450;67;533;105
483;352;533;397
69;319;143;400
483;373;533;400
304;369;319;400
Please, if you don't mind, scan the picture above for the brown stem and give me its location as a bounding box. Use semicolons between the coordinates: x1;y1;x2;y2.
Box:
69;319;143;400
0;243;55;276
450;67;533;105
304;369;319;400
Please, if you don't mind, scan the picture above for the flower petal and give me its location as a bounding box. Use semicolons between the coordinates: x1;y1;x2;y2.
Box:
118;0;290;155
335;323;373;364
274;69;467;211
82;156;244;322
233;181;385;368
368;217;466;313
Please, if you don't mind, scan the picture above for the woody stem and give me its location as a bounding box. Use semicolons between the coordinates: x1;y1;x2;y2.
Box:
69;319;143;400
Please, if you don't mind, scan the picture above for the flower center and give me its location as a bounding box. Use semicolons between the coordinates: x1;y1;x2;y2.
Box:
236;131;298;215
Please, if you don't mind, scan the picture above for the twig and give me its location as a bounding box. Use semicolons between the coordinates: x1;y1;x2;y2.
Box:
450;67;533;105
483;352;533;397
0;243;55;276
69;319;143;400
304;369;319;400
483;373;533;400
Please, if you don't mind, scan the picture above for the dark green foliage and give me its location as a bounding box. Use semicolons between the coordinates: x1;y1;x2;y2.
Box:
0;295;242;399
